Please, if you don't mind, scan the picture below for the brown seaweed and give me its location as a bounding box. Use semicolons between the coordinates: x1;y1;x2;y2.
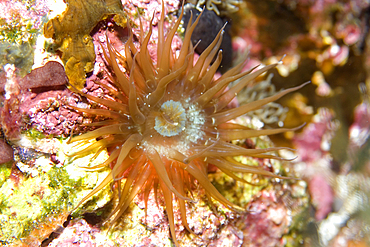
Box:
43;0;126;89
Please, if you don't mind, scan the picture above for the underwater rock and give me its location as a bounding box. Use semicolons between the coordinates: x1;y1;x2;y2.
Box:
19;61;68;91
46;218;116;247
0;42;35;76
0;139;13;164
308;175;334;221
0;61;84;138
293;108;337;221
0;62;70;138
0;134;112;246
0;96;22;140
241;190;290;246
0;0;51;75
181;6;233;73
19;89;84;136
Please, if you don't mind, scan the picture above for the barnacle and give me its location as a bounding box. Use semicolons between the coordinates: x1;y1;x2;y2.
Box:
43;0;126;90
68;5;307;246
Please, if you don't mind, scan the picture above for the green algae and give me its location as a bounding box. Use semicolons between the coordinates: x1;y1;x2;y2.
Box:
0;0;39;45
207;116;284;208
0;164;11;188
0;165;79;243
0;135;113;245
209;157;267;208
0;42;35;77
24;129;45;141
0;0;45;76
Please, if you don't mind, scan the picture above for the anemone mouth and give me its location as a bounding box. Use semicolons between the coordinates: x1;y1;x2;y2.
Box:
67;3;306;246
155;100;187;137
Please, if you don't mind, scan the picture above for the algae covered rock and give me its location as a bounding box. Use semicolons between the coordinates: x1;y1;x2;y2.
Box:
0;134;112;246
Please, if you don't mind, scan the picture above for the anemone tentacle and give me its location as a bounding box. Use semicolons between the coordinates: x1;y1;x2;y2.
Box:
68;3;306;246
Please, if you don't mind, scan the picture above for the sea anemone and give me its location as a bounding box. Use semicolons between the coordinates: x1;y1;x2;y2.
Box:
68;4;307;246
